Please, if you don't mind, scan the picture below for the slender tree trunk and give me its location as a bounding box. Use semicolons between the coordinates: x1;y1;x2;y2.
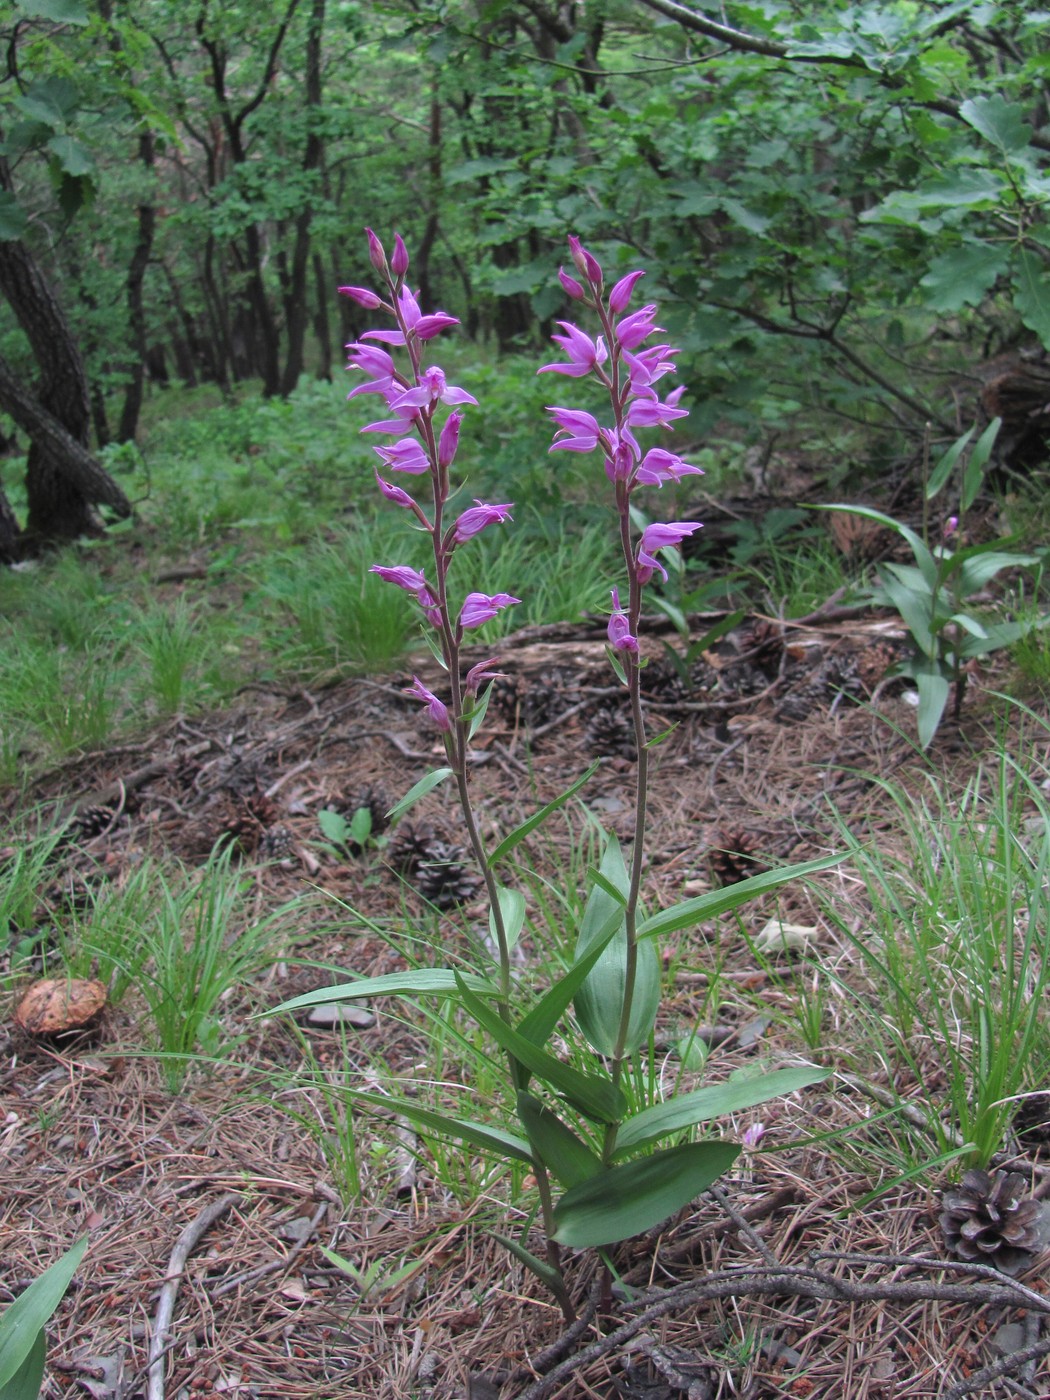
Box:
118;130;158;441
0;162;130;548
312;251;332;381
280;0;326;395
0;481;18;564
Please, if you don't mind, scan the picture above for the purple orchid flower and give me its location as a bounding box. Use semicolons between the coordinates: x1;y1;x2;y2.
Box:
345;343;398;396
373;439;430;474
459;592;521;630
374;470;416;508
634;448;704;487
391;233;409;278
636;522;703;584
558;267;586;301
452;500;514;543
392;366;478;411
405;676;451;732
464;656;504;697
369;565;441;624
537;323;608;378
614;304;661;350
547;407;605;454
626;394;689;430
607;588;639;653
365;227;387;275
438;411;462;470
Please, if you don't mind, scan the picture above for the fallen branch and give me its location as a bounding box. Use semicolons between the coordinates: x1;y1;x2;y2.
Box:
147;1192;241;1400
513;1254;1050;1400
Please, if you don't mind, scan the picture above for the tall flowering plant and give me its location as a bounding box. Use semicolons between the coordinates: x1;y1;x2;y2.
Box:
277;232;836;1316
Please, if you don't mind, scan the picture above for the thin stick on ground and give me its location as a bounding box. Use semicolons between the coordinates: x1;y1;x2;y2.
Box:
147;1192;241;1400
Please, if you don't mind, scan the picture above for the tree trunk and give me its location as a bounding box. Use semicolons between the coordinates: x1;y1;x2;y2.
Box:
0;352;130;540
279;0;325;396
0;165;130;548
0;481;18;564
118;130;158;442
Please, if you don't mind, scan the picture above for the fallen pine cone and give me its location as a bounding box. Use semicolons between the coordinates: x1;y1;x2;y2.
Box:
939;1168;1042;1276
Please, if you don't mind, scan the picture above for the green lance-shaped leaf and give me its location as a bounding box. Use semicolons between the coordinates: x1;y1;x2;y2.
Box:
387;767;453;823
816;505;938;588
488;762;599;865
343;1088;532;1164
913;664;952;750
552;1141;741;1248
952;544;1039;597
926;424;975;500
0;1235;88;1391
613;1066;827;1157
455;974;627;1124
516;907;624;1051
271;967;499;1017
517;1092;603;1189
490;885;527;954
961;417;1001;513
636;852;845;943
573;833;661;1057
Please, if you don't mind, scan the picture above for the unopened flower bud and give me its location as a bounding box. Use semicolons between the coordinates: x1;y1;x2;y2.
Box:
391;234;409;278
338;285;382;309
558;267;586;301
365;227;387;275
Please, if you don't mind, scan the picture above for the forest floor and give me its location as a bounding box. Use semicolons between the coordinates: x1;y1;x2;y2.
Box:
3;582;1050;1400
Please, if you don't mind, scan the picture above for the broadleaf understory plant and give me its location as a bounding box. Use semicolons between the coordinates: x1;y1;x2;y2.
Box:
823;418;1046;747
276;231;833;1316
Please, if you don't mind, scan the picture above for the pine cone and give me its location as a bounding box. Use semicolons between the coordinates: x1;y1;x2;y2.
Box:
259;824;295;863
68;804;120;842
939;1169;1042;1275
217;787;278;854
708;827;768;886
585;705;637;760
387;821;439;878
1013;1092;1050;1148
414;841;482;910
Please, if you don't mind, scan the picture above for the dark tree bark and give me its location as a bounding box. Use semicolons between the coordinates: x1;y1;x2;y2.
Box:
117;129;158;442
0;481;18;564
312;251;332;381
0;164;130;549
279;0;325;395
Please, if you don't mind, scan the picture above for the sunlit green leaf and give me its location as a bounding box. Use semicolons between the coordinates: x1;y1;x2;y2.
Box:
0;1236;88;1388
271;967;498;1015
387;768;453;822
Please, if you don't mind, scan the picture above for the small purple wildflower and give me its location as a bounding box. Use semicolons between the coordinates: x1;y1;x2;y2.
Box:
391;233;409;278
405;676;451;732
459;592;521;630
607;588;639;654
464;656;504;697
547;407;605;454
438;411;462;470
559;267;586;301
373;439;430;474
452;500;514;543
374;470;415;508
636;522;703;584
392;366;478;411
568;234;603;288
614;304;661;350
365;227;387;275
370;564;442;624
538;323;608;378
